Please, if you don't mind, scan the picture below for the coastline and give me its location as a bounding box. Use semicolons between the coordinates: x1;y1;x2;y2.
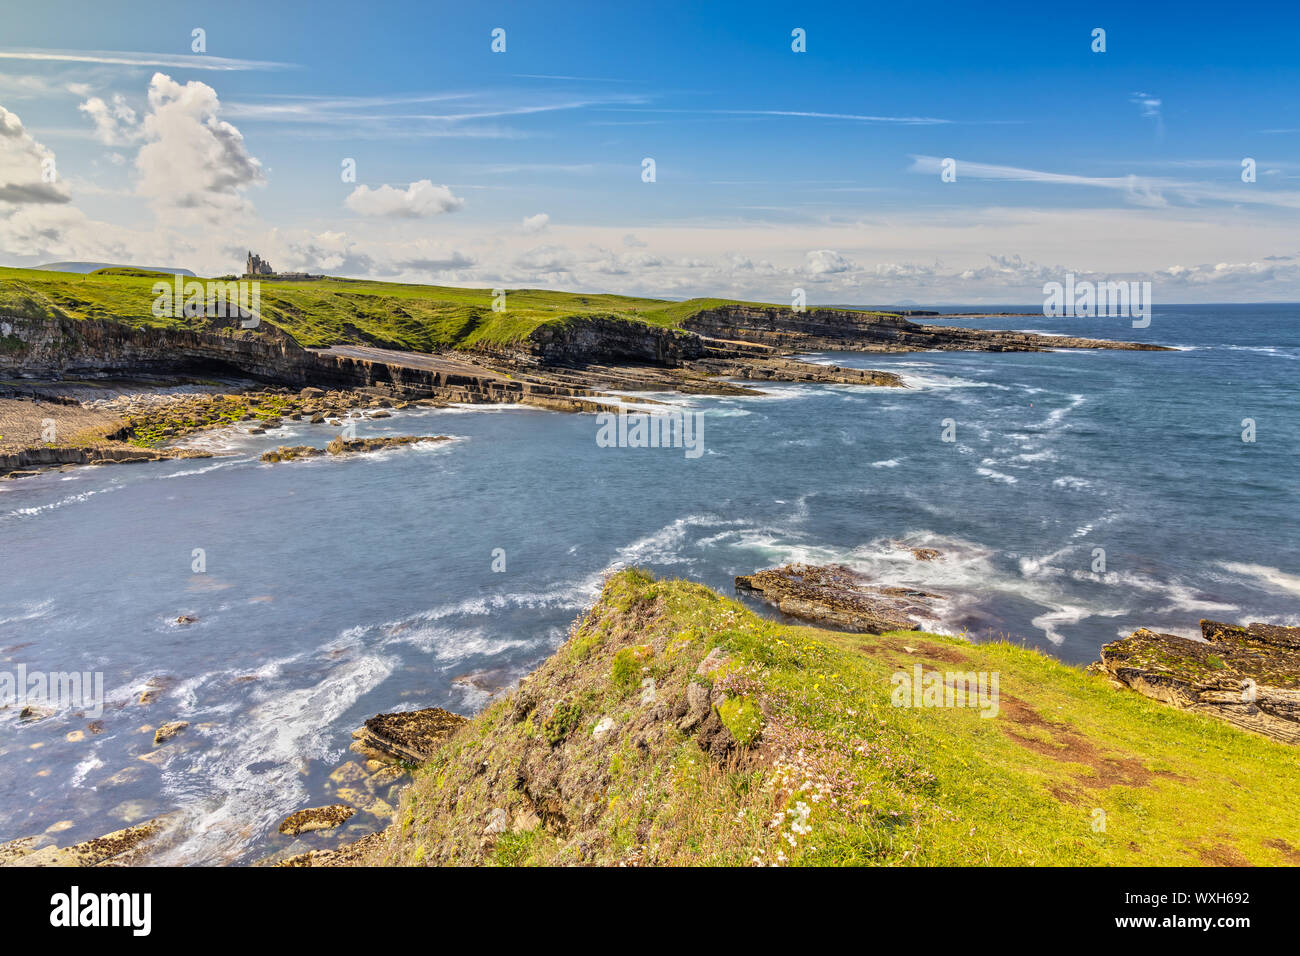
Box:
8;291;1291;868
0;299;1166;480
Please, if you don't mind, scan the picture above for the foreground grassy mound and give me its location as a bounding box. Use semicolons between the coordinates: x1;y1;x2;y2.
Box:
366;569;1299;866
0;267;797;352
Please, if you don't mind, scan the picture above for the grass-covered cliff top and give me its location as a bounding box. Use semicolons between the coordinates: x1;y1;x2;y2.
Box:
365;569;1299;866
0;266;798;352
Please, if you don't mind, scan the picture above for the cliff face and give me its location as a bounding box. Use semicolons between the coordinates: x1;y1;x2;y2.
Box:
682;305;1170;352
524;316;704;366
0;314;606;408
1;314;306;382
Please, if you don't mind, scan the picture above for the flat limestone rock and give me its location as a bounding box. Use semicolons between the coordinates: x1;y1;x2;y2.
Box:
351;707;469;764
275;827;394;867
735;563;940;634
1097;619;1300;745
278;804;356;836
0;816;173;868
0;835;54;865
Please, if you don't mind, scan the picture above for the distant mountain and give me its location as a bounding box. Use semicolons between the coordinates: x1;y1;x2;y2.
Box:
32;261;196;277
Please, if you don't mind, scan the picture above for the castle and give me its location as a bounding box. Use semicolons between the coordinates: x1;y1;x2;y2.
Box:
245;251;273;276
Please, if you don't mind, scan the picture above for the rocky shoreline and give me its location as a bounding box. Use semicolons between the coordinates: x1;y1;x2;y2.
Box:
0;303;1168;477
0;383;456;478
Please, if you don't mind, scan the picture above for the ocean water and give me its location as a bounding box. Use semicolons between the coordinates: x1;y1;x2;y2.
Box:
0;303;1296;864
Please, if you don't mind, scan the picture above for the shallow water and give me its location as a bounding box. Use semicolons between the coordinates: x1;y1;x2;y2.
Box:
0;303;1296;863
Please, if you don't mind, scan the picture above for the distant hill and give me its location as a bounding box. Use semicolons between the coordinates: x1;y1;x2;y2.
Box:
32;261;196;277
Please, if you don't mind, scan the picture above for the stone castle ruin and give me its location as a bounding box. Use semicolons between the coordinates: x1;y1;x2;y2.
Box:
245;252;274;276
241;252;321;281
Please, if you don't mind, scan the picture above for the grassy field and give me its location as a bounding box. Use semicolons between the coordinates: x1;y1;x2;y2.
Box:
0;266;786;352
370;569;1300;867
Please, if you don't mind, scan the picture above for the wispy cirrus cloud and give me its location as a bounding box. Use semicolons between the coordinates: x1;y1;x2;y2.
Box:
908;155;1300;209
220;90;650;140
596;107;951;125
0;48;294;71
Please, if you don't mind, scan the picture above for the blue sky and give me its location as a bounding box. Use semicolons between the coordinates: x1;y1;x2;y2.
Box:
1;0;1299;301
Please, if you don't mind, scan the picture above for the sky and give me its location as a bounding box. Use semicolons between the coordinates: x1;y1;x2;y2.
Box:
1;0;1299;303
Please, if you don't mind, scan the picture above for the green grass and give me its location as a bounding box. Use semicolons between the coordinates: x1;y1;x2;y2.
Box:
370;569;1300;867
0;266;830;352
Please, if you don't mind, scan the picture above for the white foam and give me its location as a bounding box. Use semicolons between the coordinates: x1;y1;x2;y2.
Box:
2;484;122;520
152;650;397;865
975;467;1018;484
1217;562;1300;597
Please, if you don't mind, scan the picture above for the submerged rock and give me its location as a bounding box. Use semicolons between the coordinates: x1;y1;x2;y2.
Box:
259;444;322;463
260;436;452;462
278;804;356;836
325;435;451;456
735;563;940;634
1096;619;1300;745
351;707;469;764
153;721;188;745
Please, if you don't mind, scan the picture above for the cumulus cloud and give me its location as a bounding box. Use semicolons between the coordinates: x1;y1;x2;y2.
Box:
0;105;69;205
135;73;265;215
806;249;852;274
521;212;549;233
78;93;139;146
344;179;464;218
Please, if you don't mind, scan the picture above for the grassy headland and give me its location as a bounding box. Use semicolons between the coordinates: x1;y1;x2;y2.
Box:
0;266;796;351
366;569;1300;866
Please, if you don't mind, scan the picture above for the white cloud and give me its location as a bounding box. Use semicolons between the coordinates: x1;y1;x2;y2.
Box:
513;244;576;273
521;212;549;233
0;49;294;71
78;93;139;146
806;249;852;274
344;179;464;218
1131;91;1162;119
908;155;1300;210
135;73;265;216
0;105;68;204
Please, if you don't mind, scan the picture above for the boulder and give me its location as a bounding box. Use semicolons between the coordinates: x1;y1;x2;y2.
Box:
483;808;508;835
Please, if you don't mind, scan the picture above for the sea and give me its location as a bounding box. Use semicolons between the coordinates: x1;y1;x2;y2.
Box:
0;303;1295;863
